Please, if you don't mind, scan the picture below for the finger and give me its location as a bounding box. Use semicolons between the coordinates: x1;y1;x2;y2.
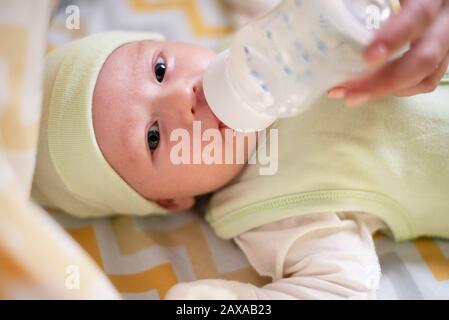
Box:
331;1;446;91
364;0;443;67
343;53;419;101
394;53;449;96
345;4;449;100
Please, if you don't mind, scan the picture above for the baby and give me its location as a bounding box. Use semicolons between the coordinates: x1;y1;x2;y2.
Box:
32;31;449;299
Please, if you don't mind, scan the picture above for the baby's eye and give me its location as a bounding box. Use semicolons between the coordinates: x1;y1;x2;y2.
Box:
154;56;166;83
147;122;160;152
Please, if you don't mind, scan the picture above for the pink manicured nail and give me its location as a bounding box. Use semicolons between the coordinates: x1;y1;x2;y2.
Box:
365;43;389;68
345;93;371;107
328;88;347;99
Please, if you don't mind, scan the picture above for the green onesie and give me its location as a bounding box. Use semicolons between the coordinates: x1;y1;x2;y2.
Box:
206;79;449;242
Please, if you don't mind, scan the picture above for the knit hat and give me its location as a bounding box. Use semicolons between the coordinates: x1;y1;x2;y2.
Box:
32;31;168;218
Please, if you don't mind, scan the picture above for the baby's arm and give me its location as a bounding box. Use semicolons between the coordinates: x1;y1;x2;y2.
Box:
165;212;381;300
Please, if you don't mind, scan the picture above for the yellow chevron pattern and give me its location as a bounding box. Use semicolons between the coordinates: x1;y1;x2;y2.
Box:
67;217;269;299
414;239;449;282
129;0;232;37
64;219;449;298
109;264;177;298
67;224;178;298
112;217;269;284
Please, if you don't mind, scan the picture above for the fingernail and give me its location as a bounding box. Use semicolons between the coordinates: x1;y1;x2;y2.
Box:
365;43;389;68
328;88;347;99
345;93;371;107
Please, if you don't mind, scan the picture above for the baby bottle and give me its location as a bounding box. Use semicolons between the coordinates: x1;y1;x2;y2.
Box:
203;0;401;131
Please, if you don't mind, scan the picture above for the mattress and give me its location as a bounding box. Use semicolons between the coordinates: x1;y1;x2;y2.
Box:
46;0;449;300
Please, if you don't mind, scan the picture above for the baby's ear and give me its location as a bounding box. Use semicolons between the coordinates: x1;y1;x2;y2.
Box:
156;197;195;212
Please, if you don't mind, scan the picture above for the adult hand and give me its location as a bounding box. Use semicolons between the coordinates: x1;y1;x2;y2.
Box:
328;0;449;107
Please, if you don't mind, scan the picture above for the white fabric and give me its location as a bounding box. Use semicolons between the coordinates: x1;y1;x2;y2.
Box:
166;212;387;300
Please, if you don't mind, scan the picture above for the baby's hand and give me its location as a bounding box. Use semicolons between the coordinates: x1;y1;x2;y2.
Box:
329;0;449;107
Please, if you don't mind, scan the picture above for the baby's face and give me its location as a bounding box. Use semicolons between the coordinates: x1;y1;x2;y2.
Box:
93;40;254;211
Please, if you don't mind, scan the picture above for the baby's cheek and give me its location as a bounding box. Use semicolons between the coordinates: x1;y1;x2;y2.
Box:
224;131;257;165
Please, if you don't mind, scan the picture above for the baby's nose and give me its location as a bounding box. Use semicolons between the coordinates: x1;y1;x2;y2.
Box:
192;84;203;116
170;82;197;121
182;75;206;112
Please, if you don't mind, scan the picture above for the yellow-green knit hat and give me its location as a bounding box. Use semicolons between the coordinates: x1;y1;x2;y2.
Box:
33;31;168;217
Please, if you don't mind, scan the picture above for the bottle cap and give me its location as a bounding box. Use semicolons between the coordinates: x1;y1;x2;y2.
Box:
203;50;277;132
